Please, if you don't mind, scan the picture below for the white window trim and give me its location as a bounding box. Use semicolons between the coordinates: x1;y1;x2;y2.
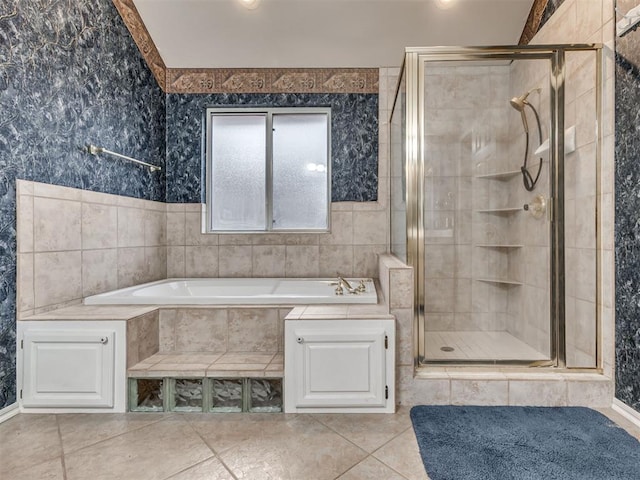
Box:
205;107;332;233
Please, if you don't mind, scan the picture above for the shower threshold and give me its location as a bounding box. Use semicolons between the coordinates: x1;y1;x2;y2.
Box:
424;331;548;362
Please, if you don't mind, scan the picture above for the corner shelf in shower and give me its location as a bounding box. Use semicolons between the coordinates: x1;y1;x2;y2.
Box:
475;170;521;180
475;207;522;214
475;244;524;248
475;278;523;286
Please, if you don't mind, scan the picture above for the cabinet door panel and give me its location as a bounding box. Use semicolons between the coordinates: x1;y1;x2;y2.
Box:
22;330;115;408
294;330;386;407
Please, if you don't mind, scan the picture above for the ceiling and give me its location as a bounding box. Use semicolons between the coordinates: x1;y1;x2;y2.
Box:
133;0;535;69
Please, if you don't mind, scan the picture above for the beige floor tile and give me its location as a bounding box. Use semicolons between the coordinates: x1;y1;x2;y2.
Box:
64;416;212;480
596;407;640;441
0;414;61;476
57;412;168;454
372;428;429;480
165;456;235;480
190;414;367;479
312;407;412;453
13;457;65;480
337;456;408;480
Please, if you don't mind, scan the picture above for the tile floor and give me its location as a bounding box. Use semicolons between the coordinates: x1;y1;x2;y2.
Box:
1;408;638;480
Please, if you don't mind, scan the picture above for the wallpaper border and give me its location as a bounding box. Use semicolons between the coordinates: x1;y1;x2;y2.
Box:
112;1;378;94
112;0;167;90
519;0;550;45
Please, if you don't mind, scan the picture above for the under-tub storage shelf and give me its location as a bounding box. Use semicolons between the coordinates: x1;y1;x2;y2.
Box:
475;170;521;180
129;377;282;413
475;207;522;214
476;278;523;286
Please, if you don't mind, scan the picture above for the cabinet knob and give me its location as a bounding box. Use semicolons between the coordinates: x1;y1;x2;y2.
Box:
99;337;108;344
296;337;304;344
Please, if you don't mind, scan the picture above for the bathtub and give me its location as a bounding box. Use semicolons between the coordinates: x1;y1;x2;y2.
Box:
83;278;378;305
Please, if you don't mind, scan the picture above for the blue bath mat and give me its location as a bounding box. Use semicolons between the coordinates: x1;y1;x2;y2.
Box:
410;406;640;480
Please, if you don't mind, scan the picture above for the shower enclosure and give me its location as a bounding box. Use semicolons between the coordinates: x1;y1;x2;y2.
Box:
390;45;602;368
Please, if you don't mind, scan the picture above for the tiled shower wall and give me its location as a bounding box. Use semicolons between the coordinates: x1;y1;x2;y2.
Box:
532;0;615;376
16;180;167;319
0;0;166;408
615;0;640;412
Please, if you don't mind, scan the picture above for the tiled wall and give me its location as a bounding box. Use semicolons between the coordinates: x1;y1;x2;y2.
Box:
164;74;393;279
165;93;379;203
0;0;166;408
615;0;640;412
16;180;167;318
532;0;615;374
158;308;288;355
165;202;388;279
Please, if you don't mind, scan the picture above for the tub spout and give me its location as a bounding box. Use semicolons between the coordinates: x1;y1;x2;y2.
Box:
337;276;362;294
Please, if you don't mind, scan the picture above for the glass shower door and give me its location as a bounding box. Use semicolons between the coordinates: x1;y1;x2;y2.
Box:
420;57;554;364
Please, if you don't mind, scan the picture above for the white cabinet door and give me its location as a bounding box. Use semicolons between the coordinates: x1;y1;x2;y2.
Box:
285;319;395;413
22;329;115;408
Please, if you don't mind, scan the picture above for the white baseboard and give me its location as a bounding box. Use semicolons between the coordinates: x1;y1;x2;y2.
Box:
0;403;19;424
612;398;640;429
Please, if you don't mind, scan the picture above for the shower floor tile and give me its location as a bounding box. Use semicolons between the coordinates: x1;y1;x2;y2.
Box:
425;331;548;361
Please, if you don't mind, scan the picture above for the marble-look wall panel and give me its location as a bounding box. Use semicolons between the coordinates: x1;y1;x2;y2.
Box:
615;0;640;412
165;93;378;203
0;0;166;408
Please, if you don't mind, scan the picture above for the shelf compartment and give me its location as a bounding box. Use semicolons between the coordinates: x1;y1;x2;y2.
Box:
210;378;244;413
475;207;522;214
129;378;164;412
476;278;523;286
248;378;283;413
170;378;204;412
475;244;524;248
475;170;521;180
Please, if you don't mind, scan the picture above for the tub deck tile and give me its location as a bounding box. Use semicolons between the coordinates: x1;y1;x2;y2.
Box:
127;351;281;379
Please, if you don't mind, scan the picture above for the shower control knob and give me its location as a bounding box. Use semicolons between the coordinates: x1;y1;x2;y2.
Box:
524;195;547;220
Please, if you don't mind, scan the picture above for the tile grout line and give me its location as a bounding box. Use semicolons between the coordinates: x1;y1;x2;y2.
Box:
56;415;69;480
60;413;177;457
185;418;239;480
308;413;413;479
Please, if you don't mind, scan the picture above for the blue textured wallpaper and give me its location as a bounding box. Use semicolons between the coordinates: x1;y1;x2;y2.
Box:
0;0;166;408
166;93;378;203
615;18;640;413
539;0;566;31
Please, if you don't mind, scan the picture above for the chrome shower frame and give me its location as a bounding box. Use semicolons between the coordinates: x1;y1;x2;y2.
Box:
391;44;603;369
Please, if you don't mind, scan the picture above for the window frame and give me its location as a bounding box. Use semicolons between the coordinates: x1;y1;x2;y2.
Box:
205;107;332;234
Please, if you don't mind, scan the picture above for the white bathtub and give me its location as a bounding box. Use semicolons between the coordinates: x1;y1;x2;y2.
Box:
83;278;378;305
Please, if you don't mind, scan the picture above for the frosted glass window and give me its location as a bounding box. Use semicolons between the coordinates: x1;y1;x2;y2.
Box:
273;114;328;230
210;115;266;231
207;108;330;232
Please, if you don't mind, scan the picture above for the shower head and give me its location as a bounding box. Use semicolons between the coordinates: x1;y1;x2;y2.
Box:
509;87;541;111
510;88;541;134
